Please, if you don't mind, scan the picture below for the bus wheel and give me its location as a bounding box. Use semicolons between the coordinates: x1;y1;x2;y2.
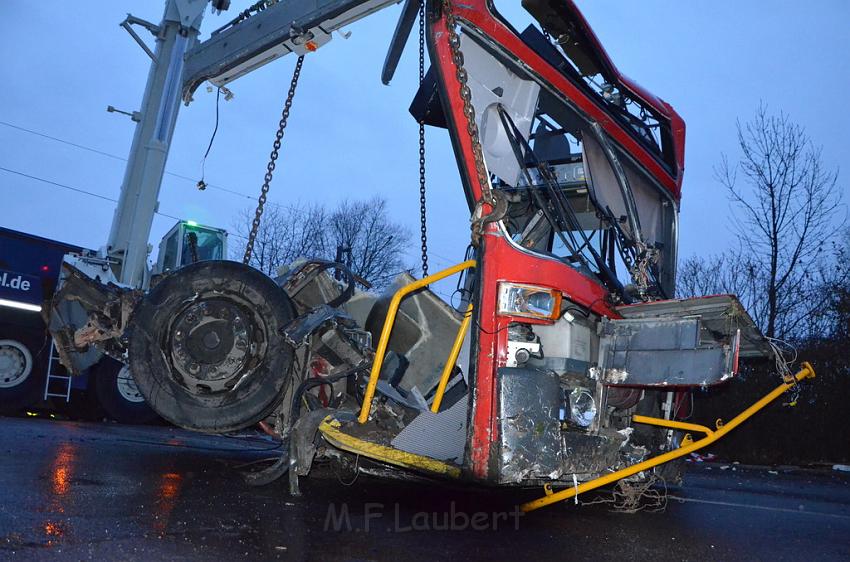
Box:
129;260;296;433
0;337;44;414
92;359;159;424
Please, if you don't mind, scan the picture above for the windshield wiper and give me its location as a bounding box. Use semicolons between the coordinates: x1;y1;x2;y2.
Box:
495;107;585;264
584;124;663;297
495;105;627;299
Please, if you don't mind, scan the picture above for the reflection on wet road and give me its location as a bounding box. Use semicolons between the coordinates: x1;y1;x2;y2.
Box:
153;472;183;535
42;439;77;546
1;416;849;560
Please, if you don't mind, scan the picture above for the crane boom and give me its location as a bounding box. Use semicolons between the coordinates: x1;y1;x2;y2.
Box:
181;0;401;103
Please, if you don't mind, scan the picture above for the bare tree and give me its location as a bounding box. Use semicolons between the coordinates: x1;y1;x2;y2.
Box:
824;229;850;341
327;197;411;289
677;253;760;308
231;203;328;276
232;197;411;288
710;104;845;339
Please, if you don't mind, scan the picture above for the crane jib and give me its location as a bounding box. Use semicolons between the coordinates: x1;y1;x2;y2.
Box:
181;0;401;103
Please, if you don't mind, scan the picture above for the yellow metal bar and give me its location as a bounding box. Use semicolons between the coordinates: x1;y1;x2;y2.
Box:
631;415;714;436
319;416;462;477
358;260;477;423
431;303;474;413
520;362;815;512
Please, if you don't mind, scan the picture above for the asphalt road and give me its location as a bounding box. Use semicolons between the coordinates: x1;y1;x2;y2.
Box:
1;416;848;561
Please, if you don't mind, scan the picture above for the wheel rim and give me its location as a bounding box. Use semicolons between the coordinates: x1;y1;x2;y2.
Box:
116;365;145;403
0;340;33;389
167;296;268;395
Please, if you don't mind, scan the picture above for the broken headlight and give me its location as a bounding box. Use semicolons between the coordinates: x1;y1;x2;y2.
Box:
568;387;597;428
498;282;562;321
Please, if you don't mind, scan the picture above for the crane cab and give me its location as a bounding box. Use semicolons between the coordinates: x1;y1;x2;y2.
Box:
155;221;228;275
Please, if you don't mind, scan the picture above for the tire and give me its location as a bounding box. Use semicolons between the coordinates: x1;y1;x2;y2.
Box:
0;336;47;415
129;261;296;433
92;358;159;425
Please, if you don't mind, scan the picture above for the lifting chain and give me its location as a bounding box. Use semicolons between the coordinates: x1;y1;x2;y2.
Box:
439;0;507;246
243;55;305;265
418;0;429;277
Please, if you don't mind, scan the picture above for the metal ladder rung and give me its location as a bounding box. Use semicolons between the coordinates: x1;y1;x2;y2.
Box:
44;340;73;402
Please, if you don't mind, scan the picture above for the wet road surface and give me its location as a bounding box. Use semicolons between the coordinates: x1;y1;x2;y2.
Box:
1;416;848;561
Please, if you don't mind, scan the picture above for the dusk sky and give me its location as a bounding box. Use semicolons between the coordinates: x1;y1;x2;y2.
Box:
1;1;848;290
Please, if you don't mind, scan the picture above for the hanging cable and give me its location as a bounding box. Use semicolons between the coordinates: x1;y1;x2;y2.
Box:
197;86;222;191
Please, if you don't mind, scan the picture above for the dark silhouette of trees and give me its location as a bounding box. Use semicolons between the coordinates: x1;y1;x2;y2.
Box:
679;105;845;340
232;196;411;289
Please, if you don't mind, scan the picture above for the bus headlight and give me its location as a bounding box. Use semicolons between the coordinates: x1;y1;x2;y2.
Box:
569;388;597;428
497;283;562;321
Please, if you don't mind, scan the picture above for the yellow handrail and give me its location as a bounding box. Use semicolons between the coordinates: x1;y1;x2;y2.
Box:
358;260;477;424
631;415;714;437
431;302;474;413
520;362;816;512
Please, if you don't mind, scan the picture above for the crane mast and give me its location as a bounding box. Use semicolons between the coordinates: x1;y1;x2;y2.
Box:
106;0;207;287
105;0;401;286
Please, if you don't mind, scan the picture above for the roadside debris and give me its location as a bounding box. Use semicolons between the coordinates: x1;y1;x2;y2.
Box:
686;453;718;463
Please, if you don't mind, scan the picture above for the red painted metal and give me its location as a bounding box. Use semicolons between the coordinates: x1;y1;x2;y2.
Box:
429;1;684;480
553;0;686;189
445;0;685;198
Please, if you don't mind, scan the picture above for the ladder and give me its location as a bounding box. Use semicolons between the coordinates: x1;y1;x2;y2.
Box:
43;340;72;402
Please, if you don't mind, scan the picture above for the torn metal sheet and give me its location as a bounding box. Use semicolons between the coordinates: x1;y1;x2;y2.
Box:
560;430;624;477
47;262;140;373
599;316;737;387
498;367;562;483
616;294;768;357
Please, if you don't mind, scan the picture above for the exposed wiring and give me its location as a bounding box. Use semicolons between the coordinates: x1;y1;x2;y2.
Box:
580;474;667;513
197;87;222;190
672;391;694;421
765;336;800;406
335;454;361;486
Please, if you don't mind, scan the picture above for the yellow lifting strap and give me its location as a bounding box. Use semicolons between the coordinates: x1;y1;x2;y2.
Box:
520;362;816;513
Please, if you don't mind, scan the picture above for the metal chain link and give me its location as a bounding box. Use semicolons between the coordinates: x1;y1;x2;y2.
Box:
418;0;428;277
243;55;305;265
439;0;506;245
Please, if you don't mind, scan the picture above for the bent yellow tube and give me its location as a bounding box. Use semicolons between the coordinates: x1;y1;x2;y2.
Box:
631;415;714;437
431;302;474;413
521;362;815;512
358;260;476;424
